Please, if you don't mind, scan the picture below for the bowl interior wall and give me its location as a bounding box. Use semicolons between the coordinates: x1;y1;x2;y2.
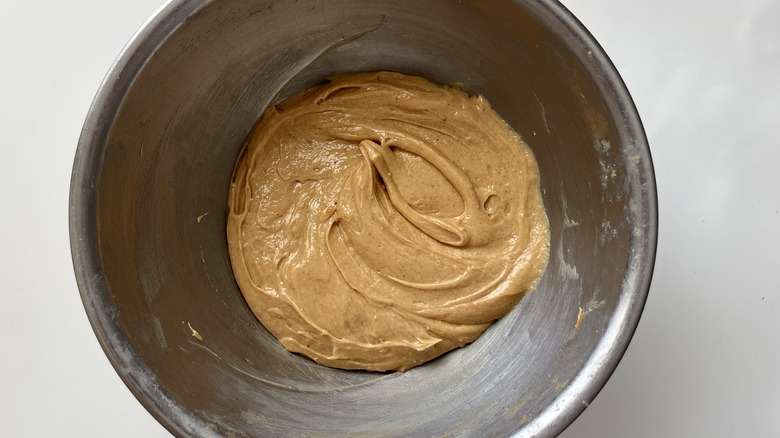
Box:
93;0;652;435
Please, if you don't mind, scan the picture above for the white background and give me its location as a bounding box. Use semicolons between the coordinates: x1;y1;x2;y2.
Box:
1;0;778;436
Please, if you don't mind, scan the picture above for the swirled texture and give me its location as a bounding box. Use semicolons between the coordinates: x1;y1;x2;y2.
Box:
228;72;549;371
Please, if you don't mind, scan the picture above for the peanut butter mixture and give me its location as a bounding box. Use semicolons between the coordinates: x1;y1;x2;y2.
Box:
228;71;549;371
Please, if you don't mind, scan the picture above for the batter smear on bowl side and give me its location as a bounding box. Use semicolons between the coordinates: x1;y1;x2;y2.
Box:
228;71;550;371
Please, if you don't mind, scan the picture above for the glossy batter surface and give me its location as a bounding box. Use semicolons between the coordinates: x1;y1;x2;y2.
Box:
228;72;549;371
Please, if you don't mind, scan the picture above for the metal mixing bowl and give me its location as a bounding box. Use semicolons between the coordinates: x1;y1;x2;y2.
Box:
69;0;657;436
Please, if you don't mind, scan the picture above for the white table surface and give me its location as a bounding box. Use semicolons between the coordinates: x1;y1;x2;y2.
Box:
2;0;778;436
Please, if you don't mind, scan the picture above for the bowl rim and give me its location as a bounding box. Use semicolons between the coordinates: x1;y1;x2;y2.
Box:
69;1;658;436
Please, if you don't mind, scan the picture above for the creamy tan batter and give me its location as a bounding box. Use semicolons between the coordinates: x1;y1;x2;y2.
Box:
227;71;550;372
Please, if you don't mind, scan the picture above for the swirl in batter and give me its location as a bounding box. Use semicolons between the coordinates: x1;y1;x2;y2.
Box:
228;72;549;371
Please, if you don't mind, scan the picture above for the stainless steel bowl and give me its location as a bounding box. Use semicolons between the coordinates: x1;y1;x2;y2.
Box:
70;0;657;436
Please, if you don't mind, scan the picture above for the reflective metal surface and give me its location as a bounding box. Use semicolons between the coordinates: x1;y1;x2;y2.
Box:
69;0;657;436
